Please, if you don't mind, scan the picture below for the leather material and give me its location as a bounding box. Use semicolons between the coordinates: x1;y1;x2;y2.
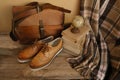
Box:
14;8;37;21
41;3;71;13
29;38;63;69
13;9;64;44
12;3;71;21
10;2;71;44
15;25;63;44
17;36;54;62
18;9;64;26
12;3;71;18
18;41;45;61
12;6;35;16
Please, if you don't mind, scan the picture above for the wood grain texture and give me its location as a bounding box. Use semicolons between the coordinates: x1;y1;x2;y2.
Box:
0;35;83;80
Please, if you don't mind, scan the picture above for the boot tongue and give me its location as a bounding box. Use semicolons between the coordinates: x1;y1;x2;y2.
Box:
41;43;49;52
42;36;54;43
37;36;54;43
31;41;44;49
41;44;53;58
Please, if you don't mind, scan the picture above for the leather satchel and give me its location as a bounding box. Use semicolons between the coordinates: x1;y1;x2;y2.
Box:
10;2;71;44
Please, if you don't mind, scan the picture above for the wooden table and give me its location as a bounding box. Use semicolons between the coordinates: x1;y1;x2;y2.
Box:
0;35;82;80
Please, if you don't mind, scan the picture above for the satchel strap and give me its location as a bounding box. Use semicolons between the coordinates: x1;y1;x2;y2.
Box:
12;2;71;22
40;3;71;13
10;19;18;41
26;2;42;13
25;2;39;6
26;2;71;13
39;20;45;39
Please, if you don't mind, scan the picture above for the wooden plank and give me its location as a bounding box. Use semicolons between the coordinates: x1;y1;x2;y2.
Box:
23;54;81;79
0;35;83;79
0;51;82;79
0;35;24;49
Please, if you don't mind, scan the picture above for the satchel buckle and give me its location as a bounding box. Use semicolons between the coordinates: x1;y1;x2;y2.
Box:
36;5;42;13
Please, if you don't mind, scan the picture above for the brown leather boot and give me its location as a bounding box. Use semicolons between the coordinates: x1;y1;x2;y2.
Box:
17;36;54;63
29;38;63;71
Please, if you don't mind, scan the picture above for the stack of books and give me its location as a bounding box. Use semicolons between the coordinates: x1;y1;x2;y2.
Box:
61;25;90;56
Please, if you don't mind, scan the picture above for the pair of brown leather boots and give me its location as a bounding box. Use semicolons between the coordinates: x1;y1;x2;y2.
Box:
17;36;63;71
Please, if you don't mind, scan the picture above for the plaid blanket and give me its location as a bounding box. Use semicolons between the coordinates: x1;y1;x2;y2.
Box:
67;0;120;80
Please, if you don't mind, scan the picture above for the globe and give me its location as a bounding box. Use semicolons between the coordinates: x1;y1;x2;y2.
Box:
72;15;84;28
71;15;84;33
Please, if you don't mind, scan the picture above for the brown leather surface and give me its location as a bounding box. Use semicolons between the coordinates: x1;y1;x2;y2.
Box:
44;25;63;36
11;2;71;44
25;2;39;6
12;6;35;16
14;9;37;21
12;2;71;21
25;2;71;13
15;25;63;44
30;38;63;69
41;3;71;13
18;41;44;60
19;9;64;26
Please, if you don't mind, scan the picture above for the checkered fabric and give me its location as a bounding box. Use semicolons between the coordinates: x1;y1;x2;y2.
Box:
67;0;120;80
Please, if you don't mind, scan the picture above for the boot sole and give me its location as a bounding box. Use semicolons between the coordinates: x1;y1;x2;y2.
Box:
17;58;31;63
30;47;63;71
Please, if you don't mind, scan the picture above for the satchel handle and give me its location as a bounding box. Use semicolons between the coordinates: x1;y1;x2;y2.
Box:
25;2;39;6
41;3;71;13
26;2;71;13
